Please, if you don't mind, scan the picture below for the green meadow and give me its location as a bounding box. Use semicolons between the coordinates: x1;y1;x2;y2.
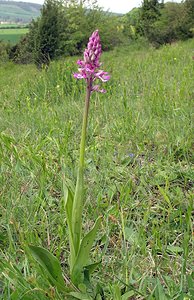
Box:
0;39;193;299
0;27;28;44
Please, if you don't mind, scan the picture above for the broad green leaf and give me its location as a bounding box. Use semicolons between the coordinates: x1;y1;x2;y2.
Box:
63;177;76;269
72;167;84;256
28;245;67;292
84;261;102;275
63;177;75;229
121;290;135;299
82;261;102;290
71;216;102;285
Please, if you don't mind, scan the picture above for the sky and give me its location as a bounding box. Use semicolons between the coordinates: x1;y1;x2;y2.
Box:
97;0;142;13
17;0;182;14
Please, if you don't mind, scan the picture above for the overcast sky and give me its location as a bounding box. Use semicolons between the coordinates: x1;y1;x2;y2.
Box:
21;0;182;14
97;0;142;13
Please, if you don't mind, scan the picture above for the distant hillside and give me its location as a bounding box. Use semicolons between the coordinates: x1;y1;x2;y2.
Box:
0;0;41;24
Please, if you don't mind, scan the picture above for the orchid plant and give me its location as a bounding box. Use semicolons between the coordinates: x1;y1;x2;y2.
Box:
67;29;110;282
28;30;110;299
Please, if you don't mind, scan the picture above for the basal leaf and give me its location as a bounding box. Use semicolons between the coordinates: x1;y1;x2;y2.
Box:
72;168;84;256
84;261;102;275
63;177;76;268
82;261;102;289
28;245;67;292
63;177;74;229
71;216;102;285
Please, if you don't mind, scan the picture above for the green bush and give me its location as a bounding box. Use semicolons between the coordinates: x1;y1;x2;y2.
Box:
9;36;33;64
0;41;11;62
122;0;194;48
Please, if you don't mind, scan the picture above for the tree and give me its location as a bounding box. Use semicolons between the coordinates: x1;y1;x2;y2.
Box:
138;0;162;37
10;0;123;65
184;0;194;34
31;0;65;67
142;1;193;47
60;0;121;54
121;8;141;40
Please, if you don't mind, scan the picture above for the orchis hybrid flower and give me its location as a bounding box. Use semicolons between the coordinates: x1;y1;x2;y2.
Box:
74;30;110;93
27;30;109;293
65;30;108;286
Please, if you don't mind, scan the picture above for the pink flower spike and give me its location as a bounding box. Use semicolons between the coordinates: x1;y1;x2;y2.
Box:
74;73;85;79
73;29;110;93
77;60;84;67
95;70;110;82
92;85;106;93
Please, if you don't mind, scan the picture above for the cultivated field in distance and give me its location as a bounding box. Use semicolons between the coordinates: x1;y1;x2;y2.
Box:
0;27;28;43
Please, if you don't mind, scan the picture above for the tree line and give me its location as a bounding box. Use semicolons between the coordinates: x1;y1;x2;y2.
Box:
122;0;194;47
8;0;122;67
1;0;194;66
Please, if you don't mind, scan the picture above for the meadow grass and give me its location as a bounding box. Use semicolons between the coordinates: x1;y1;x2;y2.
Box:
0;28;28;44
0;39;193;299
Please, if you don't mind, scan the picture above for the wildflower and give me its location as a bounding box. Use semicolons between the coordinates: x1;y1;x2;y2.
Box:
68;30;106;284
74;30;110;93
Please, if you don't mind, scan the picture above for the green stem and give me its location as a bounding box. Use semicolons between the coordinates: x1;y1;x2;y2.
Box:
79;80;92;168
71;79;92;262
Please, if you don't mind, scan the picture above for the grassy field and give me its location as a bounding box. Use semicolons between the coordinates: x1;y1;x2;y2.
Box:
0;27;28;43
0;24;27;28
0;39;193;299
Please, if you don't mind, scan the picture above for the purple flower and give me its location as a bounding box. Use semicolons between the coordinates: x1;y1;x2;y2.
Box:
73;30;110;93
